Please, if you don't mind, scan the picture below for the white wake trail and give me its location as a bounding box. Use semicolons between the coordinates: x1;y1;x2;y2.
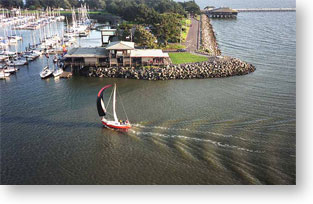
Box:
129;129;265;154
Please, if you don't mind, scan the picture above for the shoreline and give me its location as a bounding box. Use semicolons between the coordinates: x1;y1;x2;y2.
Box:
199;14;221;56
84;56;255;80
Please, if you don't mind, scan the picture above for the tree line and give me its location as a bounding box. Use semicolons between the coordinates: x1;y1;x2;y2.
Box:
0;0;200;48
0;0;200;15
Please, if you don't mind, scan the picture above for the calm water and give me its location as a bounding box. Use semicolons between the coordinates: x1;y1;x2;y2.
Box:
1;1;296;184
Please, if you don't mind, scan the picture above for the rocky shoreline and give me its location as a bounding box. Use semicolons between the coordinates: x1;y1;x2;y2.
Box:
200;14;221;56
86;56;255;80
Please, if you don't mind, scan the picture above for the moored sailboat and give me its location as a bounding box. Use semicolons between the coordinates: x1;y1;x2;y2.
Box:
40;66;53;79
40;54;52;79
0;70;10;79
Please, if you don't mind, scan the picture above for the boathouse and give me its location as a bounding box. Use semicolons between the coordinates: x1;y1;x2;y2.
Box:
106;41;134;66
205;7;238;18
64;41;171;67
64;47;108;66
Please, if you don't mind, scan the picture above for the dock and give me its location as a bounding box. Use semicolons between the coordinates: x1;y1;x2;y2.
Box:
203;7;238;18
202;7;295;18
237;8;296;12
60;71;72;78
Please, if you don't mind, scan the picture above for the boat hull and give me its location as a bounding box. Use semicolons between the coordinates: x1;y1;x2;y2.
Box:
40;70;53;79
53;69;64;77
101;120;131;130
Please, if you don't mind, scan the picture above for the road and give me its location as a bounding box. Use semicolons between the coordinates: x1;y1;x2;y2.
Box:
185;17;199;52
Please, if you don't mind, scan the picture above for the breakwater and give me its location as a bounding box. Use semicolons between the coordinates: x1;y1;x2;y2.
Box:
200;14;221;56
86;56;255;80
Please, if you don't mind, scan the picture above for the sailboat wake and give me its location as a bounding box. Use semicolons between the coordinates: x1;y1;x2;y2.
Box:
129;125;265;154
132;123;253;142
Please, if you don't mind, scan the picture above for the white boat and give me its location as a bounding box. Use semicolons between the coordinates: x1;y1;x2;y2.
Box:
8;38;18;45
0;70;10;79
23;51;40;60
10;35;22;41
3;66;18;73
97;84;131;130
1;51;16;56
53;68;63;77
0;55;9;62
6;58;27;66
31;49;43;56
0;41;8;49
40;66;53;79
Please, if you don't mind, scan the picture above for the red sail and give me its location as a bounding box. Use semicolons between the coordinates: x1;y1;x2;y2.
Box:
96;85;112;117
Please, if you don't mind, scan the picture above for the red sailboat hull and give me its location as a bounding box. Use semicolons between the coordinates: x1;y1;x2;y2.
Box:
101;121;132;130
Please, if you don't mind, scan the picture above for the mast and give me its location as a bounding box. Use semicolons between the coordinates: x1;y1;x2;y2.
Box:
112;84;118;122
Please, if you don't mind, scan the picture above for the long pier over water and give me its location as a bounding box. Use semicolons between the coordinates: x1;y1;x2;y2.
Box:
237;8;296;12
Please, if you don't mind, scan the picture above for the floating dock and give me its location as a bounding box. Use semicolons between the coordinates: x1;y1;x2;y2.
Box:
60;71;72;78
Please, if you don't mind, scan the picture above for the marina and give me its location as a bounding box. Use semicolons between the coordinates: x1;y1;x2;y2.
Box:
0;5;94;79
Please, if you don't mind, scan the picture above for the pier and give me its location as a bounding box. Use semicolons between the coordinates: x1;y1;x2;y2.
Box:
237;8;296;12
203;8;238;18
202;7;295;18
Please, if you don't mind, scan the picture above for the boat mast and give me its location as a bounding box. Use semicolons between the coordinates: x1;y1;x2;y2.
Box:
112;84;118;122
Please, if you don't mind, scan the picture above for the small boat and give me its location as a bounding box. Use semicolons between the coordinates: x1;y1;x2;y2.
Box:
23;51;40;61
0;70;10;79
97;84;131;130
6;58;28;66
40;66;53;79
8;38;18;45
31;49;43;56
0;55;9;62
53;67;63;77
8;35;22;41
3;66;18;74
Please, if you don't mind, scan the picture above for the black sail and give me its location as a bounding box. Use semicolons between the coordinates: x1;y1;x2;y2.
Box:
96;85;112;117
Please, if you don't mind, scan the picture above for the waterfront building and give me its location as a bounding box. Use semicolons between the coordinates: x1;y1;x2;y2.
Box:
64;41;171;67
101;29;117;46
205;7;238;18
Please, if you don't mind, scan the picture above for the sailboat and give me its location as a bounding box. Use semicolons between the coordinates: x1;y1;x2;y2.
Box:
40;54;52;79
53;57;63;77
97;84;131;130
40;66;52;79
0;70;10;79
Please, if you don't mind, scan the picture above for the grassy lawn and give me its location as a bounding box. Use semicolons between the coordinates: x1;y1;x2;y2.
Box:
181;18;191;42
162;43;186;49
169;52;208;64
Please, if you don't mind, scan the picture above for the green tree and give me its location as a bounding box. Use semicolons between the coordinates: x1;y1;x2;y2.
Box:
85;0;106;9
26;0;41;9
117;23;133;41
152;13;182;46
0;0;24;8
179;1;201;15
134;25;157;48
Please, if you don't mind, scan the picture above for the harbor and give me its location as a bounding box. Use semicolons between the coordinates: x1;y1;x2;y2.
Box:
0;5;93;79
1;0;296;185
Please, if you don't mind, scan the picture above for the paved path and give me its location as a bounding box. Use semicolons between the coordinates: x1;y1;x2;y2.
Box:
185;17;199;52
